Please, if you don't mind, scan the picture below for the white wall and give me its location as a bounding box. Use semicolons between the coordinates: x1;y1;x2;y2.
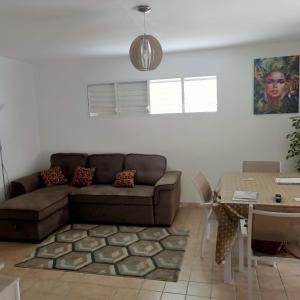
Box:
0;57;40;201
34;40;300;202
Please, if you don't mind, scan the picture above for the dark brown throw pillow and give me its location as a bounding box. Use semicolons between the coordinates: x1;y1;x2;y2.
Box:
72;166;96;187
40;166;67;187
114;170;136;188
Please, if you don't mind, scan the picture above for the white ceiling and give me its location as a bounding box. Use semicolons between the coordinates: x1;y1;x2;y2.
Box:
0;0;300;62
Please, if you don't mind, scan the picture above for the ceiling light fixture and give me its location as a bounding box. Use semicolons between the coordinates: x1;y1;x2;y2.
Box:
129;5;162;71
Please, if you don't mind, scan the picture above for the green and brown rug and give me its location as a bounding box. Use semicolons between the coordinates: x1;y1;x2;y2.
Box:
17;224;189;282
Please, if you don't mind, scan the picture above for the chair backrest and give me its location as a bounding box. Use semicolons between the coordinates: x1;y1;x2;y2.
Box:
248;205;300;244
242;160;281;173
193;172;212;203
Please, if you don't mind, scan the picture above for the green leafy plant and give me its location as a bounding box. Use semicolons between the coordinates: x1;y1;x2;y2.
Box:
286;116;300;171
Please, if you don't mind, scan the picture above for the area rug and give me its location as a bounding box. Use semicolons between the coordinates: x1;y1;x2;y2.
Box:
16;224;189;282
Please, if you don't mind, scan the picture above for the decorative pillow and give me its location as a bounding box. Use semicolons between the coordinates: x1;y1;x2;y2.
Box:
71;166;96;187
40;166;67;187
114;170;136;188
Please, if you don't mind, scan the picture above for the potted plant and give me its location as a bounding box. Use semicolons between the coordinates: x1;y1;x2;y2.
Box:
286;116;300;171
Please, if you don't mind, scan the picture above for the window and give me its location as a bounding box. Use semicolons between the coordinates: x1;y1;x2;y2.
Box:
88;83;115;117
184;76;217;113
117;82;148;114
88;81;148;117
88;76;217;117
149;76;217;114
149;78;182;114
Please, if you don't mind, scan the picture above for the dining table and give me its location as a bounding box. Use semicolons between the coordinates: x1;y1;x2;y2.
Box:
213;172;300;283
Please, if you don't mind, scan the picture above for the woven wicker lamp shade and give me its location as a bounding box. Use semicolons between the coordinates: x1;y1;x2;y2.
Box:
129;5;162;71
129;34;162;71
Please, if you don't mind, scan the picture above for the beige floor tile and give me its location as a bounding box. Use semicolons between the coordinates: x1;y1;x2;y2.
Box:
185;296;210;300
164;280;188;294
257;274;285;291
281;275;300;292
277;263;300;277
234;271;260;291
286;291;300;300
256;265;279;277
22;291;52;300
187;282;212;297
51;281;116;300
112;288;139;300
23;268;65;280
235;287;261;300
211;282;235;299
119;277;144;289
19;277;36;293
25;279;57;294
137;290;162;300
23;292;85;300
141;279;165;291
212;270;224;283
189;270;212;283
260;289;288;300
178;269;191;281
161;292;186;300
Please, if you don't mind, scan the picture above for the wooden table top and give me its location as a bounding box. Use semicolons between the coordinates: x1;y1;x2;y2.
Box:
217;172;300;207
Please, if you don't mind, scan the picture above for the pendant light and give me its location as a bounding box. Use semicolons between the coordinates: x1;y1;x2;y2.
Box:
129;5;162;71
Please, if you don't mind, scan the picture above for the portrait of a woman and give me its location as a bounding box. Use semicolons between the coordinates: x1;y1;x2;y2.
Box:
254;56;299;114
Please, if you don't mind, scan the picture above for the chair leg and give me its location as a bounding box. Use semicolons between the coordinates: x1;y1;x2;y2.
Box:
248;258;253;300
200;217;208;258
224;251;232;283
206;223;211;240
238;222;245;272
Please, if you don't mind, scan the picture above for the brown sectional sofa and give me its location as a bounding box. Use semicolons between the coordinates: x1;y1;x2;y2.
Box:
0;153;181;242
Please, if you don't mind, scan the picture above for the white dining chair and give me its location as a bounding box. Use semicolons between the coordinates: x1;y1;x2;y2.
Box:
247;204;300;300
242;160;281;173
193;172;217;257
241;160;281;269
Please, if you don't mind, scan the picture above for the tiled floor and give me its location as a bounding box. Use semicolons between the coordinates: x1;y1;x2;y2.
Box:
0;207;299;299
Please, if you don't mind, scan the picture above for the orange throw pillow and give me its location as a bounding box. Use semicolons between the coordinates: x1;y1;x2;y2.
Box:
72;166;95;187
114;170;136;188
40;166;67;187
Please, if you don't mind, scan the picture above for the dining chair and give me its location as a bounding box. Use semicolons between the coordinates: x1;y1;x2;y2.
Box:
241;160;281;269
242;160;281;173
247;204;300;300
193;172;217;257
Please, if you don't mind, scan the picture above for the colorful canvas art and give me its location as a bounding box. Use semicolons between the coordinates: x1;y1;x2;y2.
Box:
254;55;299;114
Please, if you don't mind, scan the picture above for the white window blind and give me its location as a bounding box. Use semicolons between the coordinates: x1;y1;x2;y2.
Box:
117;82;148;114
88;83;116;117
184;76;217;112
149;78;182;114
88;81;148;117
88;76;217;117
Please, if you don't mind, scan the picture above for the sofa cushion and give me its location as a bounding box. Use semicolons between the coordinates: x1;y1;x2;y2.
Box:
0;185;77;221
124;154;166;185
88;154;125;184
40;166;67;186
51;153;88;182
114;170;136;188
71;166;96;187
69;184;154;206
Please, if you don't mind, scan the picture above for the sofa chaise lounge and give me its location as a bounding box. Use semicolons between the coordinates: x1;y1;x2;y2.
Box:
0;153;181;242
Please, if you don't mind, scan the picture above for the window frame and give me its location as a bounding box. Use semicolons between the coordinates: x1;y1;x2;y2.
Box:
87;75;217;117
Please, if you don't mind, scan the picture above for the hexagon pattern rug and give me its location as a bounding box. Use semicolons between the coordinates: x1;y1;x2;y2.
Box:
16;224;189;282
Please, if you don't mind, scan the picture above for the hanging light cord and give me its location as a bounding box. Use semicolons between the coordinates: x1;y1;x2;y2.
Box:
143;12;146;35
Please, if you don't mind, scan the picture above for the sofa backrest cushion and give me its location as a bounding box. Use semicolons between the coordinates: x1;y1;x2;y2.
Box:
124;154;166;185
51;153;88;182
88;154;125;184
